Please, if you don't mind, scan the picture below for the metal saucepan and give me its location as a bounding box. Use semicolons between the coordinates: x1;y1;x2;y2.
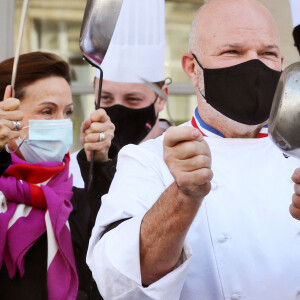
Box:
80;0;123;73
79;0;123;189
269;62;300;158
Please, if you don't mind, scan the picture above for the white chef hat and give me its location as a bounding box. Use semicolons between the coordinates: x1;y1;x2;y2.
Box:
289;0;300;28
95;0;165;83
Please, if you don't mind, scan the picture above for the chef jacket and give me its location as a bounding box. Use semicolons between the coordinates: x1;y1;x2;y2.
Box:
87;114;300;300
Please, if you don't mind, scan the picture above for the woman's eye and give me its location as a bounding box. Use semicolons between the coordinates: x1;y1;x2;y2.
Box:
65;110;73;117
42;109;52;115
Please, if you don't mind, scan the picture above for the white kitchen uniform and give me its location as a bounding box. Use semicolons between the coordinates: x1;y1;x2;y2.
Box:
70;150;84;188
87;110;300;300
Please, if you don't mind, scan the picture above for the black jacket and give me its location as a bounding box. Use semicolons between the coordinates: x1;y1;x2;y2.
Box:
76;143;119;229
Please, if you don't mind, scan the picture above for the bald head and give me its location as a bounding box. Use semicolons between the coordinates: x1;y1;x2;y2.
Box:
182;0;283;137
189;0;280;55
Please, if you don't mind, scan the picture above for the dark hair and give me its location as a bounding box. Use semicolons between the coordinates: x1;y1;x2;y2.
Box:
155;80;166;89
293;25;300;55
0;51;71;100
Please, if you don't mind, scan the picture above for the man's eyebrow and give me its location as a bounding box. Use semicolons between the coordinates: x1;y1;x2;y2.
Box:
264;44;280;51
124;92;145;98
217;44;280;51
217;43;244;49
101;90;113;95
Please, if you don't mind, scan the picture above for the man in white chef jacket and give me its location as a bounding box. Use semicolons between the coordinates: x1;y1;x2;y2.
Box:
87;0;300;299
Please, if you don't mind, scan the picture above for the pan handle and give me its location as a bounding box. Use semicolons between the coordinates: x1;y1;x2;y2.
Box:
11;0;30;89
87;66;103;190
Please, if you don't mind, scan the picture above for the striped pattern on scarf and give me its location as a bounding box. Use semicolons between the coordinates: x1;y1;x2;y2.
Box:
0;153;78;300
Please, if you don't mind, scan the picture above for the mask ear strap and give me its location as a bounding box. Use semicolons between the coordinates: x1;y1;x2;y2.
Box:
152;95;160;120
192;53;207;99
5;134;27;153
192;53;204;70
5;125;30;154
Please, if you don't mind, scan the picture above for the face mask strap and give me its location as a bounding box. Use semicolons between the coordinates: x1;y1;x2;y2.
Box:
151;95;160;120
192;53;204;70
159;78;175;126
4;125;30;154
192;53;207;99
5;134;28;154
153;94;159;105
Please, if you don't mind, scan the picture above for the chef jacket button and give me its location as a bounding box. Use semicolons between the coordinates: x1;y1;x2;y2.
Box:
211;181;217;190
231;293;241;300
217;233;229;243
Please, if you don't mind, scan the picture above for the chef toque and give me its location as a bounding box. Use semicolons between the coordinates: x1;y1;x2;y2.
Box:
95;0;165;83
289;0;300;28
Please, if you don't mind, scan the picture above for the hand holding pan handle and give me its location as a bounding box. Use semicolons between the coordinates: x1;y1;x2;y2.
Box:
4;0;29;153
79;0;123;190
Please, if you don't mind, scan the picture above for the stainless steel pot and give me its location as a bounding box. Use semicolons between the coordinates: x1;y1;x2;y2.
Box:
269;62;300;158
79;0;123;69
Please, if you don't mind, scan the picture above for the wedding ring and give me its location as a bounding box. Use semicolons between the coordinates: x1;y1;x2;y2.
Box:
12;121;20;131
99;132;105;142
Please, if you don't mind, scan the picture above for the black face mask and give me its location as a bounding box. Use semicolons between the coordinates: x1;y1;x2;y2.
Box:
193;54;282;125
102;98;158;149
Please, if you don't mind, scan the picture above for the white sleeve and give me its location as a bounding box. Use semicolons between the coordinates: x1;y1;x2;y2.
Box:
69;150;84;188
87;141;193;300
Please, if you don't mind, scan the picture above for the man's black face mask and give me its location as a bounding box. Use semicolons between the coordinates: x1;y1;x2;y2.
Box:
102;97;158;150
193;54;282;125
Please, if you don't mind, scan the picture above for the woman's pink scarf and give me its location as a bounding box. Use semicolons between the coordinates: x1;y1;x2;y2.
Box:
0;153;78;300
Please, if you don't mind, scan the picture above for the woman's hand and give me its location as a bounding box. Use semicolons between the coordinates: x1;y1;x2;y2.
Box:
80;108;115;162
0;86;24;151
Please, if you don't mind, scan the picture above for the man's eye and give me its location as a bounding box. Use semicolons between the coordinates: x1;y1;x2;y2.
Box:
128;98;140;102
264;52;276;56
101;96;111;100
226;50;238;54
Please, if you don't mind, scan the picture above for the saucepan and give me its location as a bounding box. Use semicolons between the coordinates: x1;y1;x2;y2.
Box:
80;0;123;108
79;0;123;189
269;62;300;158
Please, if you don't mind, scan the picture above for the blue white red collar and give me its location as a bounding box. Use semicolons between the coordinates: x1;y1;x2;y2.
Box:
191;107;268;138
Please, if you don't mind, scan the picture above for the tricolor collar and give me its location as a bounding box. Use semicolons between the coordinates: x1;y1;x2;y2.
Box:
191;107;268;138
